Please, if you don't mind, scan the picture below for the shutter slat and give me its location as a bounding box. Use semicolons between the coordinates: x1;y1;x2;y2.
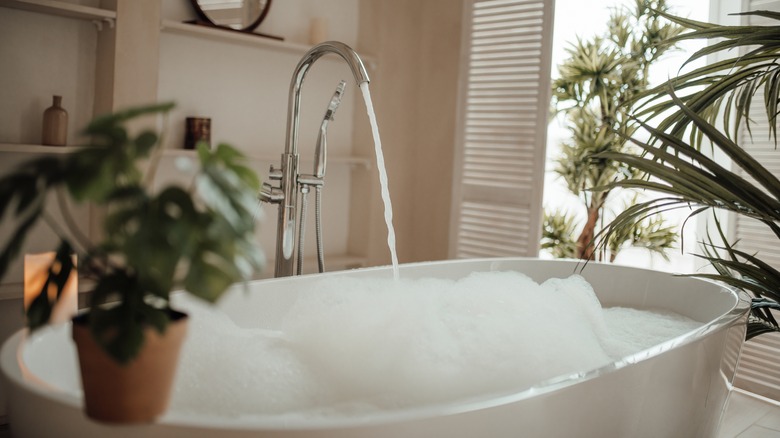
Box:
450;0;552;258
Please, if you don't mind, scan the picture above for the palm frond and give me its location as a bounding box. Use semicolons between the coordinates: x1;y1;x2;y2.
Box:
598;92;780;231
633;9;780;146
600;93;780;339
692;220;780;338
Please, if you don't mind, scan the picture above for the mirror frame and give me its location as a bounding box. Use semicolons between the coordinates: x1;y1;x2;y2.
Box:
189;0;273;33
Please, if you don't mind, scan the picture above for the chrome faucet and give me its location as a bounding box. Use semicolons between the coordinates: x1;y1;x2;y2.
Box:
259;41;370;277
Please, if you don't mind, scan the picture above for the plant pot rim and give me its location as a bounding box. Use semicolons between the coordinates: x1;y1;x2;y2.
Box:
72;307;189;326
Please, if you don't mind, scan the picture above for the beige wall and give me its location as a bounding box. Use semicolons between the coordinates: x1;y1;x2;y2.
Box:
0;0;464;288
351;0;464;266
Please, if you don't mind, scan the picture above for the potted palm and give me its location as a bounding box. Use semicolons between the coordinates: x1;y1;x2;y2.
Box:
598;10;780;339
0;103;264;422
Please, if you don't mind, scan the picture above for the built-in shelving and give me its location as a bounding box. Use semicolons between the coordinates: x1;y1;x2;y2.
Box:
0;253;366;299
318;254;367;270
0;3;376;302
0;143;81;154
0;278;94;301
161;148;372;169
160;19;377;67
0;0;115;22
0;283;23;301
0;144;373;168
161;19;311;55
255;254;367;279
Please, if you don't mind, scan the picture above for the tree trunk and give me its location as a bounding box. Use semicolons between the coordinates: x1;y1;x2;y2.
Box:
576;206;599;260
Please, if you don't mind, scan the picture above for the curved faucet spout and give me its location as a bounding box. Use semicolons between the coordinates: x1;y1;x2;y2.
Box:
272;41;371;277
285;41;370;156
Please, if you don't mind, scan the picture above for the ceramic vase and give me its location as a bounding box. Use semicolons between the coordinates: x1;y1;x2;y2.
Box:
42;95;68;146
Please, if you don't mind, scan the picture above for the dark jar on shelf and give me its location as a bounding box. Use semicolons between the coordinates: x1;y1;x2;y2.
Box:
184;117;211;150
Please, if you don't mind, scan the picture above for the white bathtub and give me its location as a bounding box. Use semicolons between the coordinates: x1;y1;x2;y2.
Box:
1;258;749;437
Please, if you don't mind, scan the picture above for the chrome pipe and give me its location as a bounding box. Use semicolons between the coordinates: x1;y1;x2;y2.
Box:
270;41;370;277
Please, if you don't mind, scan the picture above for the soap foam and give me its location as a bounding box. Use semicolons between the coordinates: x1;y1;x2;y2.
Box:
169;272;701;418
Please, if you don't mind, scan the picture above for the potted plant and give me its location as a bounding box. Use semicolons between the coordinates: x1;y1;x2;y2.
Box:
0;103;264;422
543;0;680;262
598;10;780;338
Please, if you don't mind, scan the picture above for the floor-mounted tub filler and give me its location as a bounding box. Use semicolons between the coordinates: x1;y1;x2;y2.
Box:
1;258;749;437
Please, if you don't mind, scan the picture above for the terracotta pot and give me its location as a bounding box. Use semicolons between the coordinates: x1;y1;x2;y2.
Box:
71;310;188;423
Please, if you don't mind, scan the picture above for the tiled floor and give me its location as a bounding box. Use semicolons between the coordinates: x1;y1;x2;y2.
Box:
0;390;778;437
719;390;780;438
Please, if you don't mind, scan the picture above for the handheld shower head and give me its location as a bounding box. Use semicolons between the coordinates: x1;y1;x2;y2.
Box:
324;80;347;122
314;81;347;178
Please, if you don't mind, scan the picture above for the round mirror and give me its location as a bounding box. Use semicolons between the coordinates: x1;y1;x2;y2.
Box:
189;0;273;33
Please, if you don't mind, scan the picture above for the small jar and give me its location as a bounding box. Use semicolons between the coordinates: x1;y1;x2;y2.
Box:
42;95;68;146
184;117;211;150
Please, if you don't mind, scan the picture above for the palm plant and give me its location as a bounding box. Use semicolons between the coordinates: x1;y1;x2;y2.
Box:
635;10;780;144
543;0;680;261
599;10;780;339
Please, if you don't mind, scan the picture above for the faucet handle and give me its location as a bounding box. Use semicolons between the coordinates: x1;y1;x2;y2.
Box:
259;182;284;204
268;165;282;181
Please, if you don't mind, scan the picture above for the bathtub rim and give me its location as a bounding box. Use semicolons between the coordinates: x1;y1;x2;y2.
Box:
0;257;751;431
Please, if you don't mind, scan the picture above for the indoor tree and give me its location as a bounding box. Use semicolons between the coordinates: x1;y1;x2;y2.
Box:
542;0;680;261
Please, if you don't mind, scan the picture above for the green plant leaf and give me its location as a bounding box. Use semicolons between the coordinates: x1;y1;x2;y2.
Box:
134;131;158;156
138;304;169;336
183;254;237;303
631;9;780;146
91;304;145;366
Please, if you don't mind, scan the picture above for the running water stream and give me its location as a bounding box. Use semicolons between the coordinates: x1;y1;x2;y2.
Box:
360;82;400;280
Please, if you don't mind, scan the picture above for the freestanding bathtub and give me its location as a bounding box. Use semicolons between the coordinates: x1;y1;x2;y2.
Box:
1;258;749;437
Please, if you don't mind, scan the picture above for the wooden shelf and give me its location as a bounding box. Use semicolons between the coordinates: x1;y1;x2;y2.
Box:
299;254;367;275
0;254;367;299
0;0;115;21
161;148;373;168
316;253;367;270
255;253;368;279
0;144;373;168
160;19;377;67
0;143;81;154
0;283;23;301
161;19;310;54
0;278;94;301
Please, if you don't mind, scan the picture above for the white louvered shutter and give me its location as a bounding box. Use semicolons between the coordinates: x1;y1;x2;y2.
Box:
449;0;555;258
729;0;780;401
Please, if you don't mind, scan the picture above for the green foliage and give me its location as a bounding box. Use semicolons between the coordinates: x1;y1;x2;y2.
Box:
542;197;678;262
0;103;264;363
543;0;680;261
634;10;780;145
541;210;578;259
605;196;678;263
696;219;780;340
599;87;780;339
